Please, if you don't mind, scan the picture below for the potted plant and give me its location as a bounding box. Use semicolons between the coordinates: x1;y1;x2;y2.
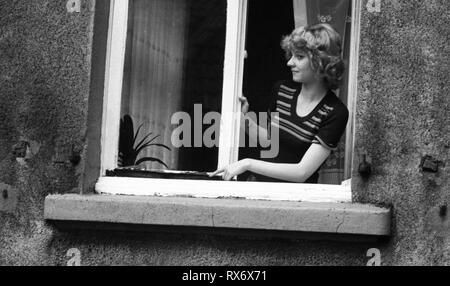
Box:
108;115;220;180
118;115;171;169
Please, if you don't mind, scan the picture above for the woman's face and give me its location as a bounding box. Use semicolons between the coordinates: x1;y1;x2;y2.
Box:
287;53;317;84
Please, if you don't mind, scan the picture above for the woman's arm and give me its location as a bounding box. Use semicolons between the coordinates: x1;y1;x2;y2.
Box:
210;144;331;182
239;96;269;142
240;112;269;143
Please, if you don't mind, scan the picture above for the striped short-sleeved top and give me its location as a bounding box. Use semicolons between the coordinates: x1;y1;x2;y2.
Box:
256;80;349;183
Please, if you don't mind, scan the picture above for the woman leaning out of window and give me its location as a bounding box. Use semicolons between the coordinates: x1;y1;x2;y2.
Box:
209;23;349;183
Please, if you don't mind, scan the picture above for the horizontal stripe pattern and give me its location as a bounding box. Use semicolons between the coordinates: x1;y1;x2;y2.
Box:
318;105;334;117
318;109;328;116
276;107;291;116
270;83;340;150
277;100;291;109
311;116;323;124
278;92;293;100
272;84;320;145
323;104;334;111
279;85;297;94
271;121;312;144
304;120;319;130
275;115;315;138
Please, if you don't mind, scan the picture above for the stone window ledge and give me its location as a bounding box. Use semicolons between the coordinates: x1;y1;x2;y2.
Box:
44;194;391;239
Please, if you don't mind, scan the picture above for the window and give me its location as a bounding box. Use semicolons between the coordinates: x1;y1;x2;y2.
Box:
97;0;362;202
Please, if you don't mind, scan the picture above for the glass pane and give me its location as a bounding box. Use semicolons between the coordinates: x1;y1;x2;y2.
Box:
119;0;226;172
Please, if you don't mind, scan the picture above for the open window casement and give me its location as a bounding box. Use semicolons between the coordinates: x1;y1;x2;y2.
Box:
97;0;362;203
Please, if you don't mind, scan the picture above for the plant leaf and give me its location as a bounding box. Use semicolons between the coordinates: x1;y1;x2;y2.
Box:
119;115;135;154
135;134;158;151
135;142;171;155
133;123;145;145
146;143;171;151
135;157;169;169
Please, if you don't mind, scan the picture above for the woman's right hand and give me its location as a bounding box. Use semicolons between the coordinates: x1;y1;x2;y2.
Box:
239;95;249;115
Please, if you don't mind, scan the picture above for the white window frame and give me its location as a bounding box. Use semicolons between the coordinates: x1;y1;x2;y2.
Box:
345;0;361;180
97;0;362;203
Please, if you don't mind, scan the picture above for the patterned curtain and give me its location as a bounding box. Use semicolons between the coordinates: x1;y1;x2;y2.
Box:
293;0;352;184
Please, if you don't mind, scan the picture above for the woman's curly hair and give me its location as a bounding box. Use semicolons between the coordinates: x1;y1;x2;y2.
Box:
281;23;345;90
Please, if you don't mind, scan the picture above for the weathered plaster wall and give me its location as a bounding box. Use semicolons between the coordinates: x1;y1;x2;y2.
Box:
0;0;449;266
0;0;96;264
353;0;450;265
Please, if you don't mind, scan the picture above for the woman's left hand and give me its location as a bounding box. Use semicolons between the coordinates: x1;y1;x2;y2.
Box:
208;159;251;181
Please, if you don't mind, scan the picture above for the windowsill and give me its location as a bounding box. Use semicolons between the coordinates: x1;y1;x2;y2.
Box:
95;177;353;203
44;193;391;239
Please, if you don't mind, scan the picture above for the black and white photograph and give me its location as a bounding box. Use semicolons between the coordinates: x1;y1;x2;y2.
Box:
0;0;449;270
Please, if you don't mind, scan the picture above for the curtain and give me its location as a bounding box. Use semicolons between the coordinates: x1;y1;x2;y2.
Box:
121;0;188;170
293;0;351;184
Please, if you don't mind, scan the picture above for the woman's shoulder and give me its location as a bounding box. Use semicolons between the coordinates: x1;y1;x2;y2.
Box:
323;90;349;119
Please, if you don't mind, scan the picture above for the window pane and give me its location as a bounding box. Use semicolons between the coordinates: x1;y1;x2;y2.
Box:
119;0;226;172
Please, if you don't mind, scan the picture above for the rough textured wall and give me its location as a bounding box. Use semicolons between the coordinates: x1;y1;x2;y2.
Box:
353;0;450;265
0;0;95;264
0;0;449;266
